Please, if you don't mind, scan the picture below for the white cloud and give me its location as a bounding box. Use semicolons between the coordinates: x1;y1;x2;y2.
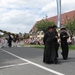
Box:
61;0;75;13
40;0;57;18
0;0;75;33
0;23;32;34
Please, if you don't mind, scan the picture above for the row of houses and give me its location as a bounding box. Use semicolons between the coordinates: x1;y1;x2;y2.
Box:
29;10;75;40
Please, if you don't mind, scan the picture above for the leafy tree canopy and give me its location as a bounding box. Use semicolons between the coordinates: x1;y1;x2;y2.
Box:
36;19;55;33
65;16;75;39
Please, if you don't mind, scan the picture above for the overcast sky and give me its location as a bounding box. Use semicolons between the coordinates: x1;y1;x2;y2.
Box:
0;0;75;33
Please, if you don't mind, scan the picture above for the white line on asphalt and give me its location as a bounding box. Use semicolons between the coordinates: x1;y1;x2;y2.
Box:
0;63;29;69
1;49;65;75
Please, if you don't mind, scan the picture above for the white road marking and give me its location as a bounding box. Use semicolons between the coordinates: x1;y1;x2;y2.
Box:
1;49;65;75
0;63;29;69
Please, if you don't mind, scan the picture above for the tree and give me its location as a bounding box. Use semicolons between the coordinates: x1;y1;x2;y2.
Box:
23;33;29;39
36;19;55;33
65;16;75;39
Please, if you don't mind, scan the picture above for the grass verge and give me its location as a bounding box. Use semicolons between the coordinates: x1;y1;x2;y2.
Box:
69;45;75;50
22;44;75;50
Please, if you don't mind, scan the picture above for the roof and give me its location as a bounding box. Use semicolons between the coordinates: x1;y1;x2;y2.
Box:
29;10;75;33
48;10;75;25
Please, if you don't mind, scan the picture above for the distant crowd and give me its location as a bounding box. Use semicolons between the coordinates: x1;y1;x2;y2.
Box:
0;34;19;48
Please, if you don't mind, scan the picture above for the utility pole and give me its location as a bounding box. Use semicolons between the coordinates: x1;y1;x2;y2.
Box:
56;0;61;29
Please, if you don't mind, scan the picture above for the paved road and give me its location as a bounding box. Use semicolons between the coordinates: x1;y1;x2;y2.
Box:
0;47;75;75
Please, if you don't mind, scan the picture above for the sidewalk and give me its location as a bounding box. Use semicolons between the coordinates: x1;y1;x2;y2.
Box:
12;41;24;47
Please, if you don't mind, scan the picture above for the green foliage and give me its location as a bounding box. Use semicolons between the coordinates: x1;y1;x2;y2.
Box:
0;33;7;38
36;19;55;33
65;15;75;38
22;44;75;50
23;33;29;39
69;45;75;50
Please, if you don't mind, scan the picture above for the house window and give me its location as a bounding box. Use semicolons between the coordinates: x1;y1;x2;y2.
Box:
30;34;32;36
37;33;39;35
62;19;64;21
68;17;70;19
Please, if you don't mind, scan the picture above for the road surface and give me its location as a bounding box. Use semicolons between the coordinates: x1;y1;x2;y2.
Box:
0;47;75;75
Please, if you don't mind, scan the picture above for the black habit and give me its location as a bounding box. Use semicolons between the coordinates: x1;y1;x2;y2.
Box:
43;31;57;64
53;30;59;57
8;35;13;47
60;32;69;59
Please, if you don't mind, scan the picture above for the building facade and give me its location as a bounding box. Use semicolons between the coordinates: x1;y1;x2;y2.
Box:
29;10;75;39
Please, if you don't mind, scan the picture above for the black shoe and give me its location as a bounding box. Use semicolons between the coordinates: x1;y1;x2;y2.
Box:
54;62;58;64
61;53;63;55
45;61;51;64
63;57;67;60
54;60;59;64
56;54;59;58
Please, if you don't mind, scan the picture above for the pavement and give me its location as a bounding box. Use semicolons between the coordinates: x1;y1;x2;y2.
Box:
0;47;75;75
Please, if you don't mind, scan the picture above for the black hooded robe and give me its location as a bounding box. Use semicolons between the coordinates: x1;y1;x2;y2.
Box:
53;30;59;57
43;31;57;64
8;36;13;47
60;32;69;59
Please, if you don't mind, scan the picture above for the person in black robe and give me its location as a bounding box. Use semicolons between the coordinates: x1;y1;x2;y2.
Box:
53;25;59;58
60;27;69;60
43;26;58;64
8;34;13;47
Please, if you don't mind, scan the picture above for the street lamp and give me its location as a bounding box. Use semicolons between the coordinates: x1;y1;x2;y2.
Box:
56;0;61;29
17;28;23;33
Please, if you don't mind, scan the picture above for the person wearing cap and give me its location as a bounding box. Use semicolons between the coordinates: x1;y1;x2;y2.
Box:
53;25;59;58
43;26;58;64
60;27;69;60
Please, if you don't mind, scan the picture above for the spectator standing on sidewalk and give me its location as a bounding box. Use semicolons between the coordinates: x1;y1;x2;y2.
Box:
8;34;13;47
